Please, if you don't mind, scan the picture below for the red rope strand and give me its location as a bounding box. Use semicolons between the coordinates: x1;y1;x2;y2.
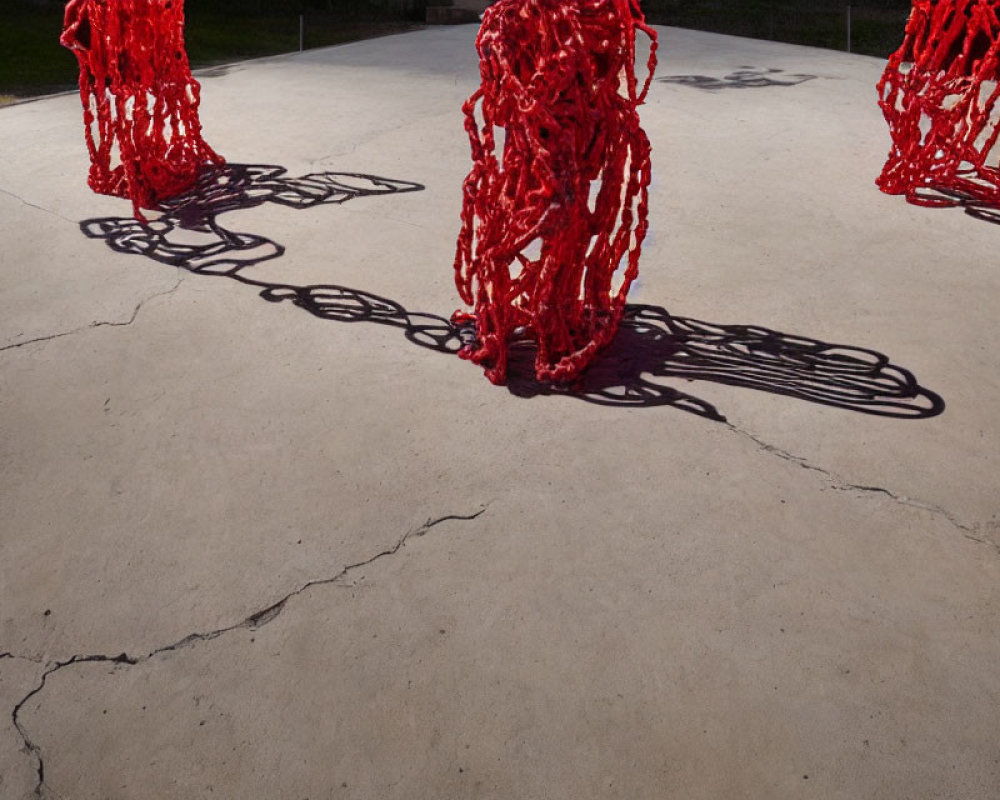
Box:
453;0;657;384
878;0;1000;206
61;0;224;219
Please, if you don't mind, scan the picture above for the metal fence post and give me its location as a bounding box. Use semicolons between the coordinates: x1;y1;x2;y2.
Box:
847;5;852;53
299;14;304;53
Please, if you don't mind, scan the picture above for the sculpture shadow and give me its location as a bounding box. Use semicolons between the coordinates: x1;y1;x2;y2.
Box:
82;163;425;272
505;307;943;421
79;163;942;422
907;184;1000;225
659;67;816;91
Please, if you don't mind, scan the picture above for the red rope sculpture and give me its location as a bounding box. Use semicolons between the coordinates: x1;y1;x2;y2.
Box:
60;0;223;219
877;0;1000;206
453;0;657;384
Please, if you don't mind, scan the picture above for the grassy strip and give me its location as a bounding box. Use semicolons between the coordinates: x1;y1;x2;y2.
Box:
644;1;909;57
1;2;908;101
0;8;420;101
0;7;78;97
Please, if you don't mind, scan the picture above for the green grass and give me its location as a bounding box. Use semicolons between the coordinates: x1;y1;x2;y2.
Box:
183;12;421;66
0;1;910;100
0;6;419;100
0;6;79;97
184;13;301;64
643;1;910;57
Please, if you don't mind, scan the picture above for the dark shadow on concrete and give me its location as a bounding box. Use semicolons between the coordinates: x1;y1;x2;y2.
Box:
79;163;942;422
504;306;943;420
194;65;241;79
659;66;816;90
81;163;424;273
907;184;1000;225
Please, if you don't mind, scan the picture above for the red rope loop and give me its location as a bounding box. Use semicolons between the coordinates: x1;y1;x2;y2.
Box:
877;0;1000;206
61;0;224;219
453;0;657;384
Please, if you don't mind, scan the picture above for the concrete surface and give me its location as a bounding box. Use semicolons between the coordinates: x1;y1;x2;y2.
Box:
1;23;999;800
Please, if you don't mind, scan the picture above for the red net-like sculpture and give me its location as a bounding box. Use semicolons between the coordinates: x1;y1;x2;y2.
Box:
453;0;658;384
877;0;1000;205
60;0;223;219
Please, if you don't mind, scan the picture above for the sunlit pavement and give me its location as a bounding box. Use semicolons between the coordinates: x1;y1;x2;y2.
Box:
1;25;998;799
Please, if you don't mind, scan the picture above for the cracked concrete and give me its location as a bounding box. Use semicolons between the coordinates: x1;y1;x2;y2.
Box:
0;190;186;351
1;24;999;800
18;483;1000;799
725;422;991;547
8;509;485;798
1;654;45;800
0;187;75;225
0;272;185;354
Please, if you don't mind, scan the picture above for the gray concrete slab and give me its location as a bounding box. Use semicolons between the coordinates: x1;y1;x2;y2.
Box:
0;654;43;800
1;23;998;800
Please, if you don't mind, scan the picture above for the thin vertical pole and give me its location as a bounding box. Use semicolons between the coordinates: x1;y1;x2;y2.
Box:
299;14;305;52
846;5;852;53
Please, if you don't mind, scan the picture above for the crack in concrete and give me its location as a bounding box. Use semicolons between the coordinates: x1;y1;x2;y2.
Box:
152;507;487;657
7;506;487;798
0;187;75;225
830;484;991;548
0;272;184;354
0;652;45;665
726;423;994;550
11;654;134;798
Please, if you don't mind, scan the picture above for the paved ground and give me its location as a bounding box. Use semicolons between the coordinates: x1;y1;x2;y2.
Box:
2;23;999;800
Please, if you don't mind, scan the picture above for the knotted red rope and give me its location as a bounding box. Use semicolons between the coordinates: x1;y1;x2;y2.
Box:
877;0;1000;205
61;0;223;219
453;0;657;384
